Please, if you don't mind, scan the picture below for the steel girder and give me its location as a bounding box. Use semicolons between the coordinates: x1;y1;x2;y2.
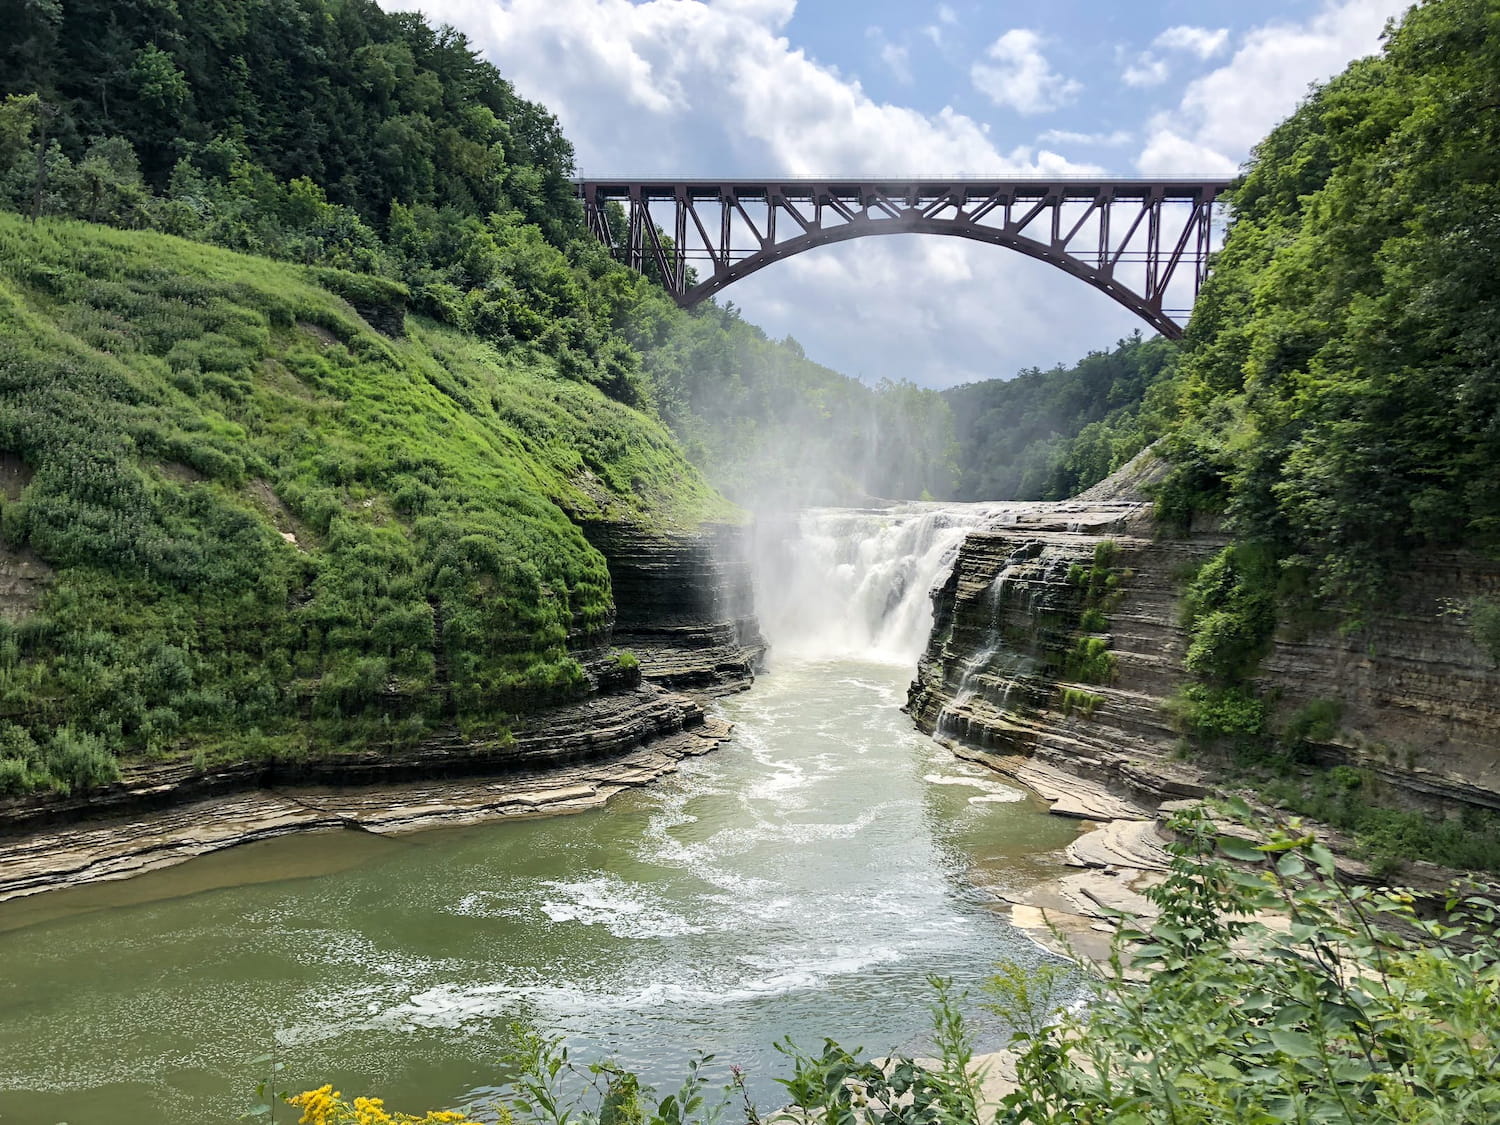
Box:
576;178;1231;339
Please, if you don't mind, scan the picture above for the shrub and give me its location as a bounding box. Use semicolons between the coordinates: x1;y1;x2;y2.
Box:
43;727;120;793
1472;597;1500;665
1283;698;1342;745
1064;636;1116;684
0;756;35;794
1173;683;1266;738
1059;687;1103;718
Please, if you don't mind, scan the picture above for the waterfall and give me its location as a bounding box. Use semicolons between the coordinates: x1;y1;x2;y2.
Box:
751;503;1001;665
934;564;1020;736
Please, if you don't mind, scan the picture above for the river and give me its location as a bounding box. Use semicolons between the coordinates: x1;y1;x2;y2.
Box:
0;505;1081;1124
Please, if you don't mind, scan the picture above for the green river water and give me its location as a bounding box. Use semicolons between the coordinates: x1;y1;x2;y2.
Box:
0;507;1083;1124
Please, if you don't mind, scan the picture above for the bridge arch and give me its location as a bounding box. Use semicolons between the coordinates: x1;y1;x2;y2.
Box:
577;178;1230;339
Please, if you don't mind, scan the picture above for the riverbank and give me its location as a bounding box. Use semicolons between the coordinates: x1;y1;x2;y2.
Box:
947;733;1491;971
0;687;729;903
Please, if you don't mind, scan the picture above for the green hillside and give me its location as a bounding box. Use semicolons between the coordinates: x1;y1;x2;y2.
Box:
0;212;728;792
944;333;1180;501
1154;0;1500;742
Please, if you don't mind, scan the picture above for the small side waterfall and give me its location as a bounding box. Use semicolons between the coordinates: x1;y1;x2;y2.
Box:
934;565;1020;736
751;504;1002;665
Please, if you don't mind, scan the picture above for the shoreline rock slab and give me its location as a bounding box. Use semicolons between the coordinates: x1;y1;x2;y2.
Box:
0;714;731;905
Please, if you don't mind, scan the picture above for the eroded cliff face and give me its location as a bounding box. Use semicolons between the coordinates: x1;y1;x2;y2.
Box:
907;502;1218;807
0;518;764;848
1259;550;1500;813
908;504;1500;821
582;521;765;694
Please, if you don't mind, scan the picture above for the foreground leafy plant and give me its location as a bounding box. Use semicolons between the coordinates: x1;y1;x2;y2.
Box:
996;804;1500;1124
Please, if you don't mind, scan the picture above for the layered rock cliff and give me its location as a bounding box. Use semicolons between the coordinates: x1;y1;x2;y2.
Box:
908;500;1500;825
583;521;765;694
0;515;763;895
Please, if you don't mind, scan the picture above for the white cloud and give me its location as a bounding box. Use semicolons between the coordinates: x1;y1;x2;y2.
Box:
1122;55;1169;87
1038;128;1133;147
1153;25;1230;58
922;4;959;46
1121;25;1229;90
1135;0;1408;175
707;0;794;29
880;42;913;84
867;26;912;85
970;30;1081;115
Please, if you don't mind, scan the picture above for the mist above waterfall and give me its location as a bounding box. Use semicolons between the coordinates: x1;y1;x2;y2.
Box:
750;504;1003;666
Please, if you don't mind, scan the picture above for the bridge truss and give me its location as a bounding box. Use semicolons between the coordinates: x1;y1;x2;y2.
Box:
577;177;1232;338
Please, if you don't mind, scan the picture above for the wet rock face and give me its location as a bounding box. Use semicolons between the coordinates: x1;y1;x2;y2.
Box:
1260;549;1500;812
907;503;1209;808
909;505;1500;820
582;521;766;694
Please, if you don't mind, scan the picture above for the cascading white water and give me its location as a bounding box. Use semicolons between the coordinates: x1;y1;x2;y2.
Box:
934;564;1021;736
751;503;1004;665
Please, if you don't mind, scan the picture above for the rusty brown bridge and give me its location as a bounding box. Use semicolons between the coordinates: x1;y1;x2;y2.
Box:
577;176;1232;339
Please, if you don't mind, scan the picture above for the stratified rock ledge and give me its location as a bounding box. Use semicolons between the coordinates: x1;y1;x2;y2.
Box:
0;700;731;904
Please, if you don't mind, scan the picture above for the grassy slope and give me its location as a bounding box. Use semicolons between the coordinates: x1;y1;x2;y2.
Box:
0;213;732;791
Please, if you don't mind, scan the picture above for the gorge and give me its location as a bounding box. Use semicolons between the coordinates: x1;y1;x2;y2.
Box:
2;0;1499;1120
6;487;1495;1121
0;503;1090;1123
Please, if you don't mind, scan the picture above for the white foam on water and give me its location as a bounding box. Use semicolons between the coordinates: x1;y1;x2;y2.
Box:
922;773;1024;800
535;875;704;940
338;942;912;1035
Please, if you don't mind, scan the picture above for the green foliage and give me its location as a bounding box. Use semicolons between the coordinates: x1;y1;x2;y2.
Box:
1283;697;1343;745
0;0;579;240
1159;0;1500;606
0;213;729;791
1470;597;1500;665
997;806;1500;1121
945;332;1181;501
1058;687;1103;719
1059;539;1126;687
1179;545;1279;684
1172;684;1267;739
40;726;120;793
1261;768;1500;873
1063;636;1116;686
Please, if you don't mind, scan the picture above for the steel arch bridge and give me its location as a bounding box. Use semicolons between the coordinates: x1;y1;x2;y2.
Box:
577;177;1232;339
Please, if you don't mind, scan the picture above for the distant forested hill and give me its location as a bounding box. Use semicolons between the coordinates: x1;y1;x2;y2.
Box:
943;333;1179;501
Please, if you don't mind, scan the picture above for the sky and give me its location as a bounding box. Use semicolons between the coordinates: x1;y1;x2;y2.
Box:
379;0;1410;388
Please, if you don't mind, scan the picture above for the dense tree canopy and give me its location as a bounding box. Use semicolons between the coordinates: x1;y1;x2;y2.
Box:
943;334;1180;502
1162;0;1500;604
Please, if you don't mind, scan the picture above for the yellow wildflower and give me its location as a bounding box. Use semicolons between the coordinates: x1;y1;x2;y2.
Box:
287;1087;482;1125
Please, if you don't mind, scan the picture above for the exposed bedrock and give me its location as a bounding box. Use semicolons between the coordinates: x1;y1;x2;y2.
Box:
582;520;766;694
908;503;1500;822
0;682;711;837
